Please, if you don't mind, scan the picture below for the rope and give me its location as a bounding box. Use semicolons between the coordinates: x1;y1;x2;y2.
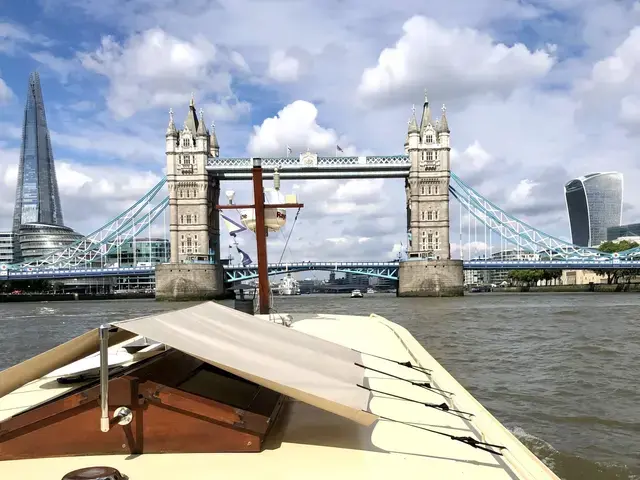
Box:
278;208;301;265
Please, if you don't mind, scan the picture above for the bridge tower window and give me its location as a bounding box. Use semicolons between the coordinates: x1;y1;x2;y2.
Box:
426;135;433;143
420;231;428;251
420;185;426;195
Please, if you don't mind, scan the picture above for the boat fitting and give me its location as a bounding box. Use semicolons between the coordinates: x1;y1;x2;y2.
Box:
62;466;125;480
99;324;110;433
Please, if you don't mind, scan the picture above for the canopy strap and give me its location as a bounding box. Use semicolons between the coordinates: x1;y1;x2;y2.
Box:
355;350;432;374
376;414;507;456
358;384;472;420
354;362;453;398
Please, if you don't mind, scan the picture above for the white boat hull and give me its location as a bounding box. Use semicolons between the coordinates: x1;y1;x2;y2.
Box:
0;309;562;480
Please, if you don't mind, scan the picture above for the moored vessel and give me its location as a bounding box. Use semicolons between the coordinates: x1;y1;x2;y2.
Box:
351;289;364;298
278;273;300;295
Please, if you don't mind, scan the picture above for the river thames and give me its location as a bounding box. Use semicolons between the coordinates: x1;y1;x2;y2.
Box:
0;292;638;479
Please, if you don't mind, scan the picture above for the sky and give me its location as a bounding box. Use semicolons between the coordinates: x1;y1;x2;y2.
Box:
1;0;640;265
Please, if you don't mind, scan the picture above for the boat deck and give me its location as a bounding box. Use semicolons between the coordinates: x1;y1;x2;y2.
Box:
0;312;558;479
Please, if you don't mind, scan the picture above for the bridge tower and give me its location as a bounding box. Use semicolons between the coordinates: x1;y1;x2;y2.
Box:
398;92;464;296
155;96;225;300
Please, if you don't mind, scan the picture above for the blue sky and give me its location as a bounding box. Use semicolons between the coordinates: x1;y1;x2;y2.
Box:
1;0;640;263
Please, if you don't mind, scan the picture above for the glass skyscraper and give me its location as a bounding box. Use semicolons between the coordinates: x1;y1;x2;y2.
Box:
11;72;82;263
564;172;623;247
12;72;64;230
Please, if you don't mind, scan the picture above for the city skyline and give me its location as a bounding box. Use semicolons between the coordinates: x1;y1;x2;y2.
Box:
0;1;640;263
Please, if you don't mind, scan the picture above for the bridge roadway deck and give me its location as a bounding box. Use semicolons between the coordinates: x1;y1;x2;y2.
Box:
3;259;640;281
206;155;411;180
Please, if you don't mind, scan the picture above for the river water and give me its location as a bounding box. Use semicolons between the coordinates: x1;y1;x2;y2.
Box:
0;293;638;479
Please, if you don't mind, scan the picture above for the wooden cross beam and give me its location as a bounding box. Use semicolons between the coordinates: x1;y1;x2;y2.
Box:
216;159;304;314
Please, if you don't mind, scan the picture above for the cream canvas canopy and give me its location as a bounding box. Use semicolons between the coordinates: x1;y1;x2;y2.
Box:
111;302;377;426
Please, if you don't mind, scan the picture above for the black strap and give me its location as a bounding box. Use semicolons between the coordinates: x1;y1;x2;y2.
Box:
354;362;453;397
376;414;507;456
357;384;473;419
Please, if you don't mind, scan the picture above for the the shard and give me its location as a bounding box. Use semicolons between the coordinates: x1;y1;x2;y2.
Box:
12;72;64;232
10;72;81;264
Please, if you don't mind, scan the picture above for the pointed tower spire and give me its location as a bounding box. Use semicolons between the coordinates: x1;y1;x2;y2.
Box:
210;121;219;148
440;104;450;133
190;92;195;107
420;88;432;130
408;104;419;134
405;120;410;147
196;107;207;136
209;121;220;157
166;108;177;136
184;93;199;133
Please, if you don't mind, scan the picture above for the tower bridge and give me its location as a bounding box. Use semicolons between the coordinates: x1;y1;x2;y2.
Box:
156;92;463;299
8;91;636;297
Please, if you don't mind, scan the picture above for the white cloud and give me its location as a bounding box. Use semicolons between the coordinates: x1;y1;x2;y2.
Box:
0;22;50;53
584;27;640;90
451;141;494;174
30;52;79;82
201;96;251;122
79;28;230;118
51;127;160;165
248;100;355;156
229;51;250;72
357;15;555;105
267;50;300;83
620;95;640;125
0;76;14;103
579;26;640;129
507;179;538;207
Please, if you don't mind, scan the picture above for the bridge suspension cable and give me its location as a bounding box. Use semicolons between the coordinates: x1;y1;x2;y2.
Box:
449;173;608;260
17;178;168;268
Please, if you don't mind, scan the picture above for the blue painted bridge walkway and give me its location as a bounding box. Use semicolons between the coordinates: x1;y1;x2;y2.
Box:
224;258;640;282
3;259;640;282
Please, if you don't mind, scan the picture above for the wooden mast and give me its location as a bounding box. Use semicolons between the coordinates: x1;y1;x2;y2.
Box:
217;158;304;315
251;158;270;314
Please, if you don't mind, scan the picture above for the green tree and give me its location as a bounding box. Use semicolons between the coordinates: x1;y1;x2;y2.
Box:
591;240;640;285
508;269;562;286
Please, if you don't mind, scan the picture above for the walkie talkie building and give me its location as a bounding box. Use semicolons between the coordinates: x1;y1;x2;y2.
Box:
11;72;82;263
564;172;623;247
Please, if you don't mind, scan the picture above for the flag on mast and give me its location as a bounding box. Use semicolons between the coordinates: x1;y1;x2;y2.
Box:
236;246;253;266
286;145;292;157
221;214;247;237
336;144;343;155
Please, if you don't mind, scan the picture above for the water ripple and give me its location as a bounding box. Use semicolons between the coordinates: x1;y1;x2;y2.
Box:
0;294;639;479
